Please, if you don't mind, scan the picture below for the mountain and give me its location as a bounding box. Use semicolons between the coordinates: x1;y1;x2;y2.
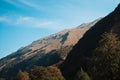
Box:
0;18;101;79
60;4;120;80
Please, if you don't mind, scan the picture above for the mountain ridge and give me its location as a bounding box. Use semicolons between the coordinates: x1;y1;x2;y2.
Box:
0;18;101;79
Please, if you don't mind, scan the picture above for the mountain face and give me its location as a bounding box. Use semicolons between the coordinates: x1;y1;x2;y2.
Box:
60;4;120;80
0;18;101;79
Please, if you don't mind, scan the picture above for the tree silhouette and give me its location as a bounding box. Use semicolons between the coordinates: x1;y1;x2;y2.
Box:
13;70;29;80
89;32;120;80
30;66;65;80
0;78;5;80
75;68;91;80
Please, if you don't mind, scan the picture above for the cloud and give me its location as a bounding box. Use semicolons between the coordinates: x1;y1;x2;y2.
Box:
15;16;62;28
15;16;56;28
0;16;66;30
4;0;41;10
15;16;33;24
0;16;9;23
19;0;41;10
4;0;23;8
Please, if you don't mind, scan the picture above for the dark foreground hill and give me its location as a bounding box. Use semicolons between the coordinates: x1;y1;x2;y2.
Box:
61;3;120;80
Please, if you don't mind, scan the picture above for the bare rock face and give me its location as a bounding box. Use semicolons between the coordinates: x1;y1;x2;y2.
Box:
0;18;100;79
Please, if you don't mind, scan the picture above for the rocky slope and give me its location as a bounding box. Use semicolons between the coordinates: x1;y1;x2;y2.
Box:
0;18;101;78
60;3;120;80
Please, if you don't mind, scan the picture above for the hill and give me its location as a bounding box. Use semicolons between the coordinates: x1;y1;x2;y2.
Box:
60;3;120;80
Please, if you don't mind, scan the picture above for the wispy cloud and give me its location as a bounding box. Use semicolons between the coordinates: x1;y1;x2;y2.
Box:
4;0;23;8
0;15;66;30
19;0;41;10
15;16;59;28
4;0;41;10
0;16;9;23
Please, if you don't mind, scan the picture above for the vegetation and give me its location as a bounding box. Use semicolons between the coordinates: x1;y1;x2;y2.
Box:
88;32;120;80
75;68;91;80
13;70;29;80
0;78;5;80
30;66;65;80
11;66;64;80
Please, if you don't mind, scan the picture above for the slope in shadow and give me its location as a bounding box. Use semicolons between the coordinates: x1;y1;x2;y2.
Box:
60;3;120;80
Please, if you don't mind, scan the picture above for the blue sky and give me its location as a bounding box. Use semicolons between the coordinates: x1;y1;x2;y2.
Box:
0;0;119;59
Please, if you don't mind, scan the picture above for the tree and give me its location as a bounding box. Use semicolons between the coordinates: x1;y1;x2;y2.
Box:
0;78;5;80
13;70;29;80
89;32;120;80
30;66;65;80
75;68;91;80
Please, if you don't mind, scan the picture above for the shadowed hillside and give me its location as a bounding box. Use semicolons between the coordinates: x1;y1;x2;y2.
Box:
61;4;120;80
